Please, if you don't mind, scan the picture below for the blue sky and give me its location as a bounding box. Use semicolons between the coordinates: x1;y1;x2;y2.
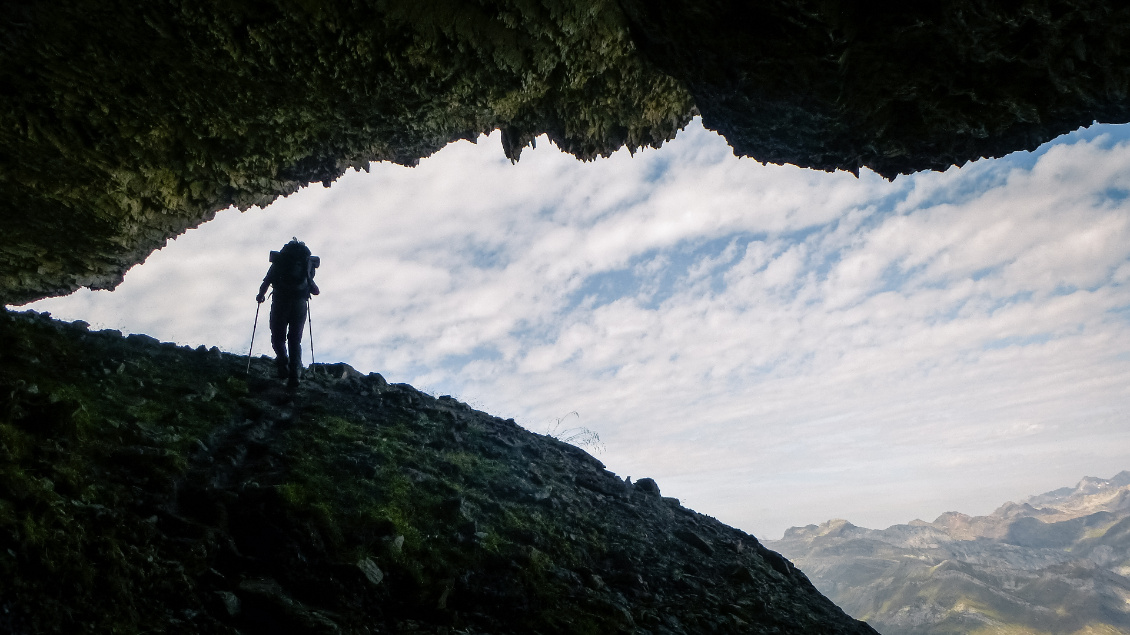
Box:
19;118;1130;539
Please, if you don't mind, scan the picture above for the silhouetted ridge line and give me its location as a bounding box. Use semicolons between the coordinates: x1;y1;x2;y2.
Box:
0;309;876;634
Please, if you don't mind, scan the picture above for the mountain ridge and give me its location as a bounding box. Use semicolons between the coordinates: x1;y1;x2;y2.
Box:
768;473;1130;635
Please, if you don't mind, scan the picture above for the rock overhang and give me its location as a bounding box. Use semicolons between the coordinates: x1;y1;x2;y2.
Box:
2;0;1129;304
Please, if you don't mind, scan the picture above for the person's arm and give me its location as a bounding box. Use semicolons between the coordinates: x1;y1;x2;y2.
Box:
256;267;274;303
307;259;320;296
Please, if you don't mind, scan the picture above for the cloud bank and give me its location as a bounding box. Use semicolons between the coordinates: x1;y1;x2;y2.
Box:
24;119;1130;538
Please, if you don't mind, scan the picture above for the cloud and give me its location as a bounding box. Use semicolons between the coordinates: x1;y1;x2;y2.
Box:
21;119;1130;539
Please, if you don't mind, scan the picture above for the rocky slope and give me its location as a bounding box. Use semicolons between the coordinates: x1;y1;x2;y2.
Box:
767;474;1130;635
0;308;876;634
6;1;1130;304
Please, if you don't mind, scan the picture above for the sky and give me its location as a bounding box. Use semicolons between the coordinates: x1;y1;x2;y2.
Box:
16;118;1130;540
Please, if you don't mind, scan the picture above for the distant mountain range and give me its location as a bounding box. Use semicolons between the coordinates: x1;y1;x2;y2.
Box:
766;472;1130;635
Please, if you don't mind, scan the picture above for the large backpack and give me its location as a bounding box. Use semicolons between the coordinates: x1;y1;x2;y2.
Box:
270;240;316;295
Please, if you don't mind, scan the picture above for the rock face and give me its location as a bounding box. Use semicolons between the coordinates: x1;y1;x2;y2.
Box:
621;0;1130;179
0;308;877;634
0;0;694;306
5;1;1130;304
767;473;1130;635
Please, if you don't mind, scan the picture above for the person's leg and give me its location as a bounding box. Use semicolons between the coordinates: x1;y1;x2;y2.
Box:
286;300;308;387
268;300;289;379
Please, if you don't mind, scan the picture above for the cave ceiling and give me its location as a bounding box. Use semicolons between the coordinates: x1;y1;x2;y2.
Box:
2;0;1129;305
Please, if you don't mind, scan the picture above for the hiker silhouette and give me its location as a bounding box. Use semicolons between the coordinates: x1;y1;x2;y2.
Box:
257;238;320;387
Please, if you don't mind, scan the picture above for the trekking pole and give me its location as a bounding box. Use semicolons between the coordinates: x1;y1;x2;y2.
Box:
307;298;316;374
246;301;261;375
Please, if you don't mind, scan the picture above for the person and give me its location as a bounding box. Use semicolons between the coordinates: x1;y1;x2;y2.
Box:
256;238;319;388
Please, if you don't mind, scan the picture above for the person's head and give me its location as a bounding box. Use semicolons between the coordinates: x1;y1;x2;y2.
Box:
280;237;310;257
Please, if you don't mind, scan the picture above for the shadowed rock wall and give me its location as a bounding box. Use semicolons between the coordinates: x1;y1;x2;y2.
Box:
620;0;1130;178
0;0;693;305
3;0;1130;304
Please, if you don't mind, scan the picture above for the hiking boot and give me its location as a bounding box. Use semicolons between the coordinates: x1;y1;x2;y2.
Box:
287;360;301;389
275;358;289;379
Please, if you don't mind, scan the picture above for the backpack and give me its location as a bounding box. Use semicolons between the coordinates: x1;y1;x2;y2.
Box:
270;240;317;294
